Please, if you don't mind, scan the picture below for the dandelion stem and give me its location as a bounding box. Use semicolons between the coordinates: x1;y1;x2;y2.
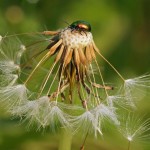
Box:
58;129;72;150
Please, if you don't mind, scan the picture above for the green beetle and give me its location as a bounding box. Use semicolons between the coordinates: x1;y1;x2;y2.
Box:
69;20;91;32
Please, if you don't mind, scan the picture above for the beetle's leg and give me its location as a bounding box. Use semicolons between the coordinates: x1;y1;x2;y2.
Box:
71;28;75;33
79;30;83;35
83;31;87;36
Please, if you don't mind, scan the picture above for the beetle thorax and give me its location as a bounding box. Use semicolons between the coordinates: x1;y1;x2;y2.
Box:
60;28;93;49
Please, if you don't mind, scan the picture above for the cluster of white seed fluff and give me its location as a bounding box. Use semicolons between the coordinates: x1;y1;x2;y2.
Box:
60;28;93;49
0;31;150;150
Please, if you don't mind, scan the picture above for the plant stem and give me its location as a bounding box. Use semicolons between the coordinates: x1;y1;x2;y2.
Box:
58;128;72;150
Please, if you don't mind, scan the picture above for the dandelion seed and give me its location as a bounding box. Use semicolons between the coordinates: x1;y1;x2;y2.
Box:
107;95;131;110
124;74;150;107
0;60;20;74
16;44;26;64
11;96;72;131
11;96;50;127
71;110;99;135
92;103;119;126
0;74;18;87
119;114;150;146
44;104;71;131
0;37;24;78
11;96;50;116
0;84;29;109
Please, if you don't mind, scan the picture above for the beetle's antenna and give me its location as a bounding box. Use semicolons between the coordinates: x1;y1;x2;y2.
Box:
61;19;70;26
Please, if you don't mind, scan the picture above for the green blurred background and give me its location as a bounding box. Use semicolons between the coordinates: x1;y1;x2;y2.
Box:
0;0;150;150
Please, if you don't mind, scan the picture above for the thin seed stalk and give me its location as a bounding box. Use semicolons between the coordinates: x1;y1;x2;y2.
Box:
127;141;131;150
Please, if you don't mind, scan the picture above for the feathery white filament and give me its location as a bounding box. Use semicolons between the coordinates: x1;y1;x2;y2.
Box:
92;104;119;126
119;114;150;142
11;96;71;130
71;111;99;135
0;60;19;74
0;84;28;109
124;74;150;107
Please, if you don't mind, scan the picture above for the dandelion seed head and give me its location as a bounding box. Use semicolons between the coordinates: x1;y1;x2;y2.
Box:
1;21;149;141
61;28;93;49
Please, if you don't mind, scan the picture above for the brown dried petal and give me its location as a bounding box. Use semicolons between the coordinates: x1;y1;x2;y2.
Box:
55;44;64;63
78;48;86;65
89;43;96;59
85;45;92;62
49;39;62;56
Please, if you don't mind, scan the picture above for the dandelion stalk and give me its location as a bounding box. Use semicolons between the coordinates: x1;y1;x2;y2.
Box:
58;129;72;150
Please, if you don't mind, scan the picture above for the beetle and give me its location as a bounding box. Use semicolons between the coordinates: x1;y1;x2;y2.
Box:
69;20;91;32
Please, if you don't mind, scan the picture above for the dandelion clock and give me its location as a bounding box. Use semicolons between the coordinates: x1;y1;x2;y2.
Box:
0;20;150;150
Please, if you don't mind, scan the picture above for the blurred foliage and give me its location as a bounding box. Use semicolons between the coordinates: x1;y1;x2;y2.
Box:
0;0;150;150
